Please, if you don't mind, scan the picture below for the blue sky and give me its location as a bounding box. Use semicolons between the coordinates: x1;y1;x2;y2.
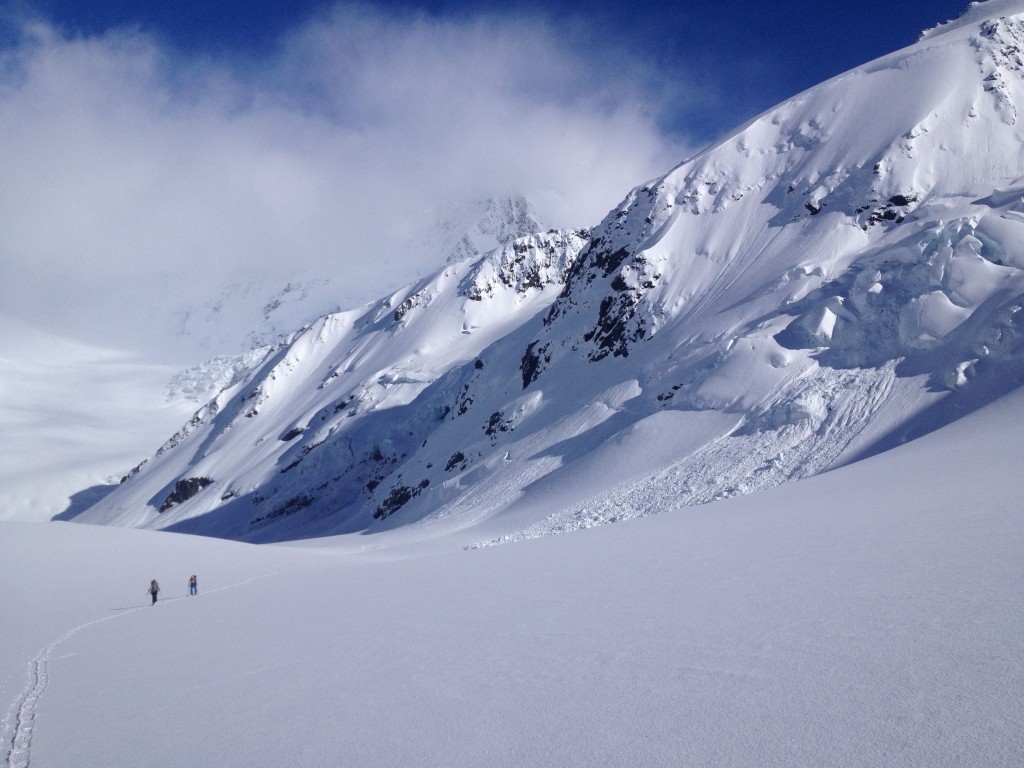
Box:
0;0;977;354
19;0;971;142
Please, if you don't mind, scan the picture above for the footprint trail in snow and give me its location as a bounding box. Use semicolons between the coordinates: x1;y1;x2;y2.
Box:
1;573;275;768
1;608;144;768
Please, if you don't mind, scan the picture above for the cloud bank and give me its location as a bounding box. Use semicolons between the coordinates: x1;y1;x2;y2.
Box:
0;4;689;360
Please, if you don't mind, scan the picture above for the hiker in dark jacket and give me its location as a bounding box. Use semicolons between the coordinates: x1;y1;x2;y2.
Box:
148;579;160;605
188;574;197;596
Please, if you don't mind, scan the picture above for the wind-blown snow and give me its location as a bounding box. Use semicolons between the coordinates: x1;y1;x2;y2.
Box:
2;387;1021;767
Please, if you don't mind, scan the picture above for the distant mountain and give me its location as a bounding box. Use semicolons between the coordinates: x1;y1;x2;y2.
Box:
425;196;546;265
165;195;547;402
78;1;1024;543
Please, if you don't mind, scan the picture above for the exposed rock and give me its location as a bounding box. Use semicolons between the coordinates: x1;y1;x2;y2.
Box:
159;477;214;512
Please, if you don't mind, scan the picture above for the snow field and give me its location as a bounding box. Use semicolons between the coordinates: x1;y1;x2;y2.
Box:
0;320;195;523
2;387;1022;767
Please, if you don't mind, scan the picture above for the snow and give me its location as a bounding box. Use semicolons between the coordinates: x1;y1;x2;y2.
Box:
0;196;547;524
2;387;1022;767
0;319;195;523
2;5;1024;764
55;0;1024;545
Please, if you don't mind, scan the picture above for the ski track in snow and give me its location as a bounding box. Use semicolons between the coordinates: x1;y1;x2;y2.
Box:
0;573;275;768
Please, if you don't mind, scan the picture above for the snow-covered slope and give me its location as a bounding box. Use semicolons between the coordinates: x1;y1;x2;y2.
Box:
3;386;1022;767
0;195;546;523
169;196;548;360
77;228;590;540
79;1;1024;543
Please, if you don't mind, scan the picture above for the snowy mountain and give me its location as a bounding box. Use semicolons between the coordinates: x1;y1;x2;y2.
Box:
168;195;548;370
0;194;546;524
418;195;546;266
77;228;590;540
78;0;1024;544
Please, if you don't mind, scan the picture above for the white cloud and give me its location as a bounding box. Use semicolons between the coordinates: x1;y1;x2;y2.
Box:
0;6;690;360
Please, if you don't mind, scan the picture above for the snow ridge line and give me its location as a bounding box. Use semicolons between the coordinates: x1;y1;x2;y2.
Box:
0;572;278;768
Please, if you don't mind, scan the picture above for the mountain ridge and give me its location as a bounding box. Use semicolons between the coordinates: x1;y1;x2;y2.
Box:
77;1;1024;543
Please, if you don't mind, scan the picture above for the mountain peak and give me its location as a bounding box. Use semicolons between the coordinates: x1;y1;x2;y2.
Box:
444;195;547;264
75;1;1024;545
